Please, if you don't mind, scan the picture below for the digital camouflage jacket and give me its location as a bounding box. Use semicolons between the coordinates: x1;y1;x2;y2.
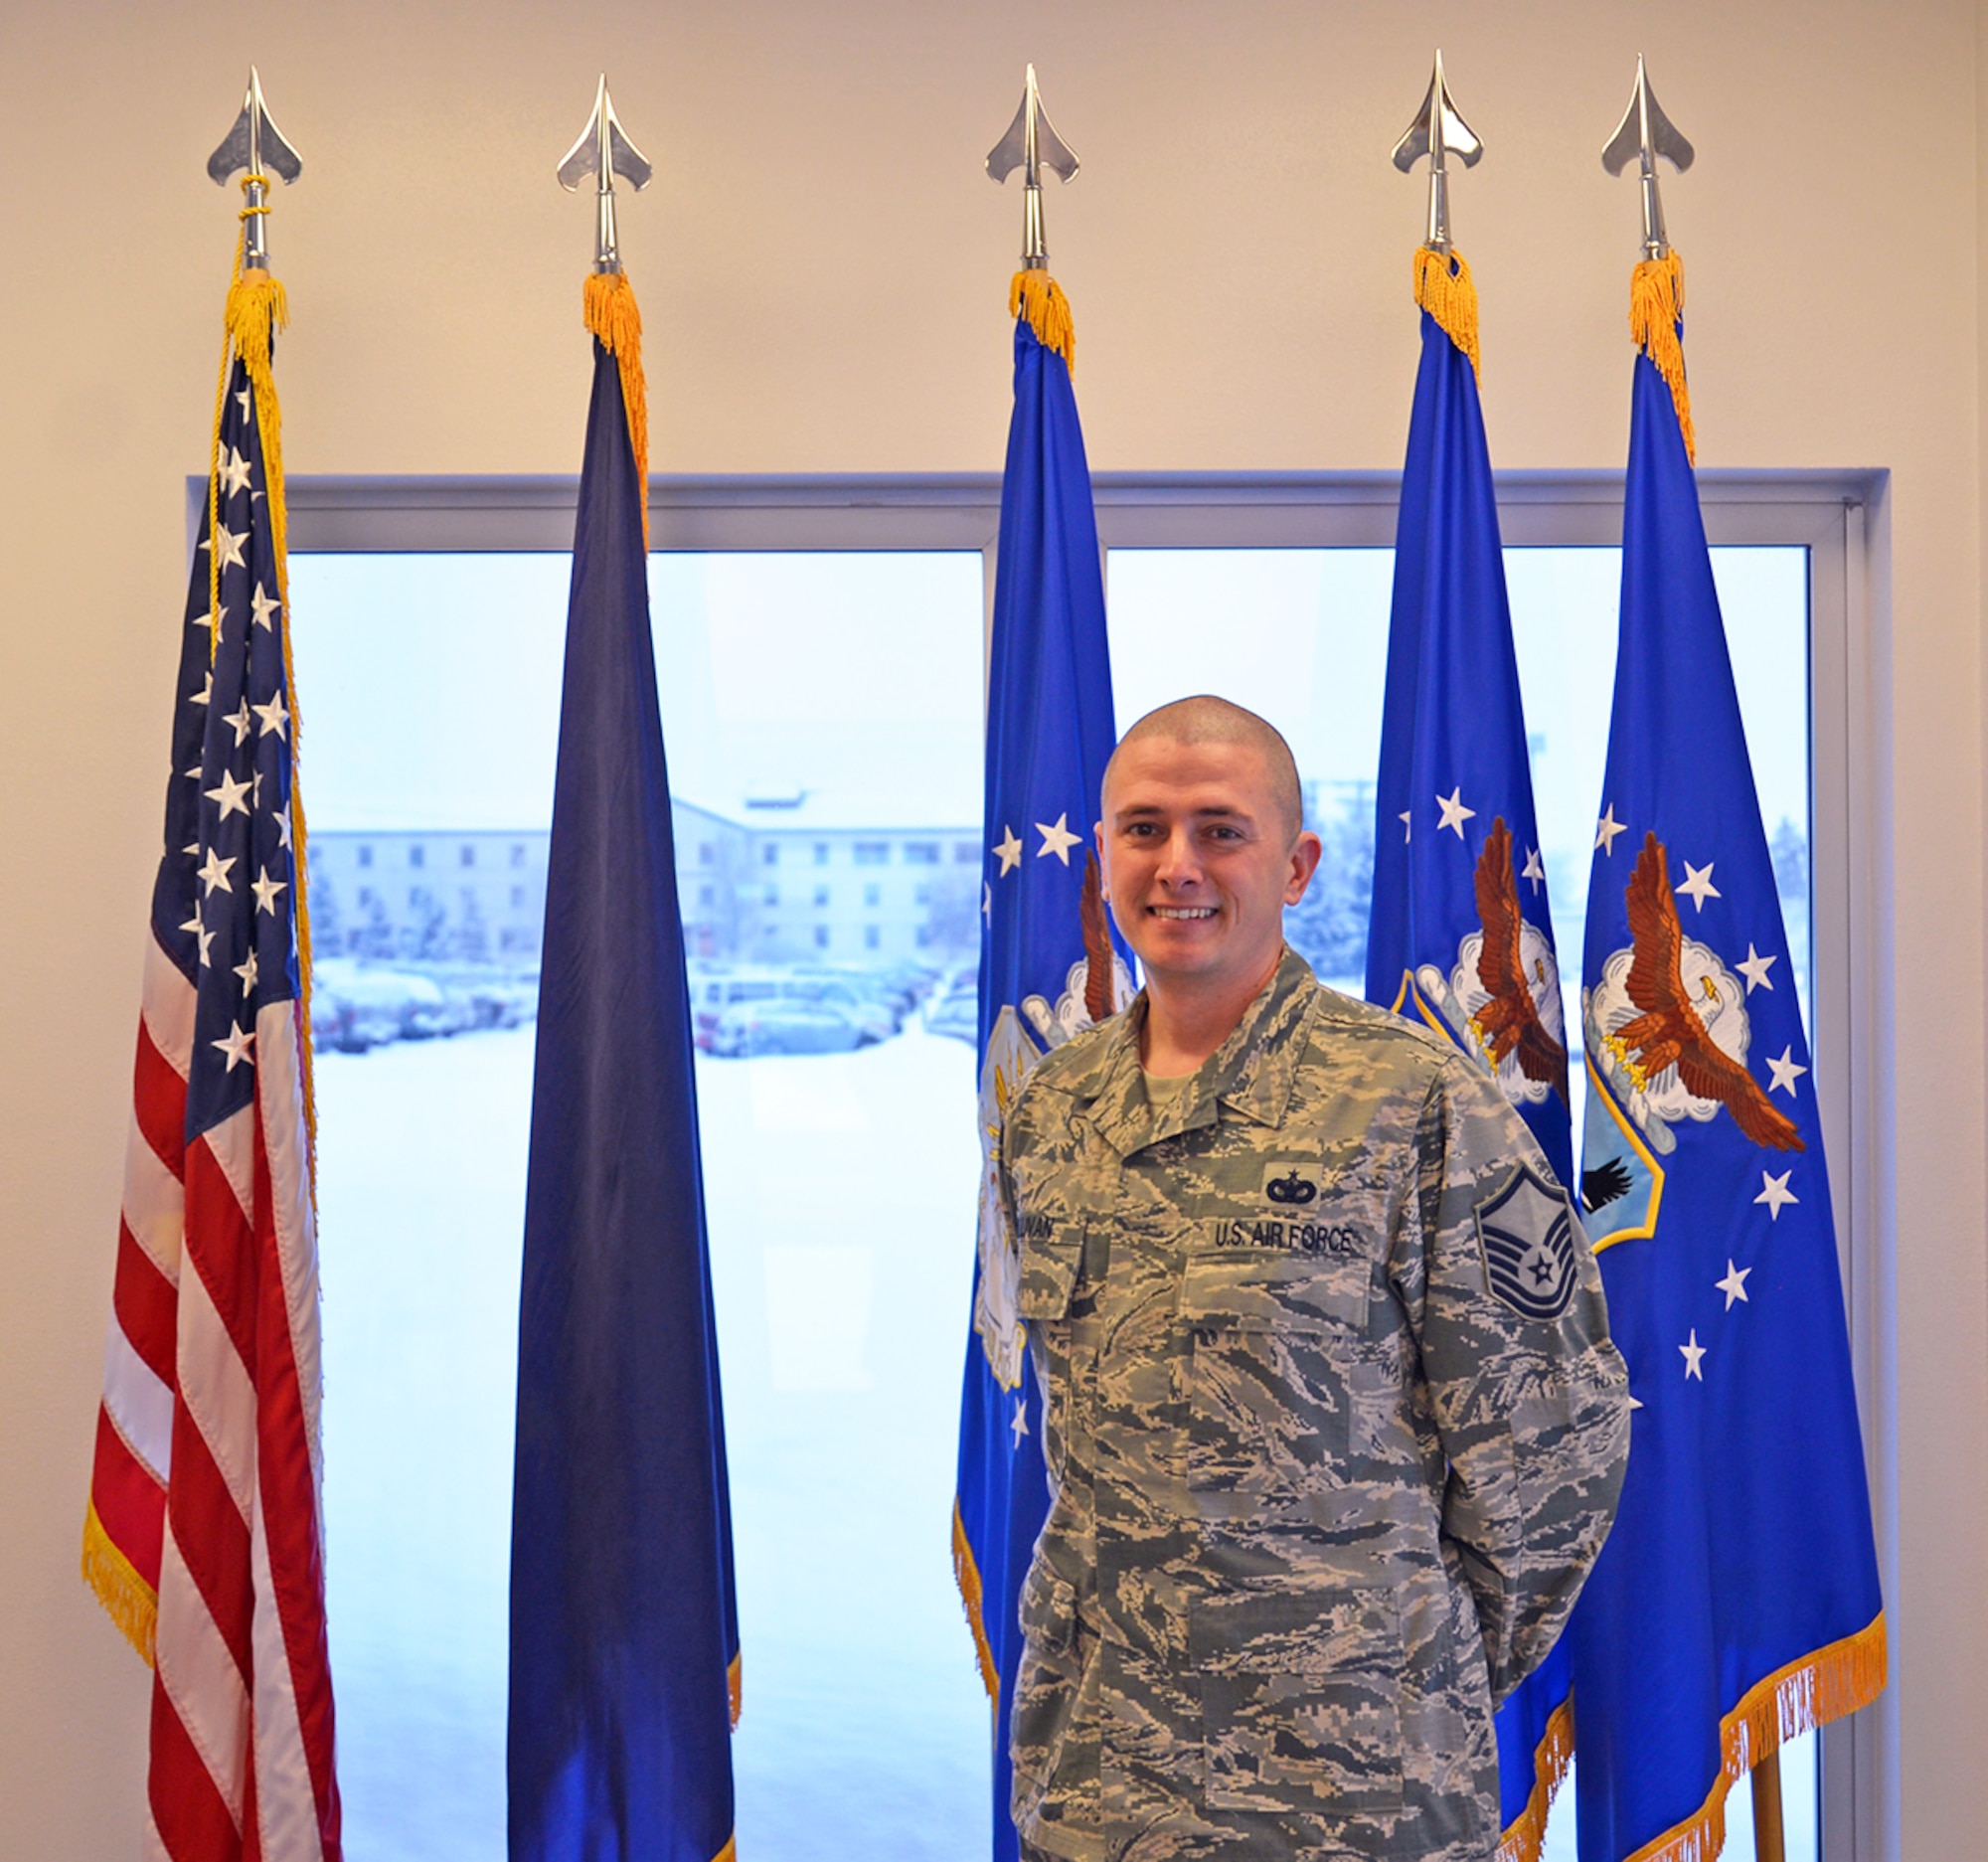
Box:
1000;949;1630;1862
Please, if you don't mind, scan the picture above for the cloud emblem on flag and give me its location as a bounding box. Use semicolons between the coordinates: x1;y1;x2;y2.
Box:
975;1005;1042;1390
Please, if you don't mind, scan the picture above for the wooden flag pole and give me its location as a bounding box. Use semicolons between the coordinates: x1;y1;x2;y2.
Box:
1750;1750;1786;1862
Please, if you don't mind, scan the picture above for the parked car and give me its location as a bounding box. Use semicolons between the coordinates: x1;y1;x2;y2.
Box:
710;1000;869;1058
924;983;979;1045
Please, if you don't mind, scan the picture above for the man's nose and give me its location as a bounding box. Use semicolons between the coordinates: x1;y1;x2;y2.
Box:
1155;827;1202;886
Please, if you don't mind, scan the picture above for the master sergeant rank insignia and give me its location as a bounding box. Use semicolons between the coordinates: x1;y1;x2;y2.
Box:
1475;1163;1577;1320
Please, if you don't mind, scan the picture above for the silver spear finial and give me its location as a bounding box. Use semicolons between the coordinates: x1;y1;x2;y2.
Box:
558;76;653;274
208;69;302;274
1602;56;1694;260
986;64;1079;270
1392;50;1481;254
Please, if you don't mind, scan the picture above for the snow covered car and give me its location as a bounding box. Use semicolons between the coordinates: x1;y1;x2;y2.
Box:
710;1001;869;1058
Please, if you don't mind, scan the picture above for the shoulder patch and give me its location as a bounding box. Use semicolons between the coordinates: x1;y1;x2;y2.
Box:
1474;1164;1577;1320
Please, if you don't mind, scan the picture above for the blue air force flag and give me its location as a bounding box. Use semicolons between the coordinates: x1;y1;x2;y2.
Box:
509;291;740;1862
953;293;1129;1862
1363;258;1579;1857
1566;264;1885;1862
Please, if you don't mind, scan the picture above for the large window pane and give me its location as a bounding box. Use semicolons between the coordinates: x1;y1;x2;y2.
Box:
290;550;989;1862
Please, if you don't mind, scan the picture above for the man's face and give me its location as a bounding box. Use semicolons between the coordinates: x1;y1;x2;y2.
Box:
1096;736;1322;996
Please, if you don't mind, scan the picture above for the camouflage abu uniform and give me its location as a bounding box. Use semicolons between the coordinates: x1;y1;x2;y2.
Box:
1001;949;1630;1862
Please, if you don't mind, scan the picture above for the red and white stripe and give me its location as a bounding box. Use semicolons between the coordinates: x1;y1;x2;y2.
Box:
88;933;340;1860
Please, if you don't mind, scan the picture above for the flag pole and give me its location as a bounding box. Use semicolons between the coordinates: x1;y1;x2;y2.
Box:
1605;59;1786;1862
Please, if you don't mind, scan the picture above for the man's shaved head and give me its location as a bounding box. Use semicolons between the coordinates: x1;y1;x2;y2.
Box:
1104;696;1304;842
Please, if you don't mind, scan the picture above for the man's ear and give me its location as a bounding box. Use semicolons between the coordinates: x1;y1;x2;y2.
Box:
1283;830;1324;905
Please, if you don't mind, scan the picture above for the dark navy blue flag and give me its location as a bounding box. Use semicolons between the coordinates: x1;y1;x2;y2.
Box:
510;303;740;1862
1568;261;1884;1860
1364;263;1578;1858
954;295;1126;1862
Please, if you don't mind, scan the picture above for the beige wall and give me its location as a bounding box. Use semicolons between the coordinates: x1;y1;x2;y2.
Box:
3;1;1982;1854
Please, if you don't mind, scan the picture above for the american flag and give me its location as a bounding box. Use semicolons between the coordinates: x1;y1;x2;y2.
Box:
83;319;341;1859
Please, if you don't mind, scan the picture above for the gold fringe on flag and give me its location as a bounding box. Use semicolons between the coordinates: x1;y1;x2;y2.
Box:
1495;1697;1575;1862
728;1649;743;1730
1010;269;1077;374
1620;1612;1888;1862
1629;249;1697;464
582;270;651;548
81;1497;158;1666
207;223;318;1177
1413;246;1481;384
952;1498;1001;1703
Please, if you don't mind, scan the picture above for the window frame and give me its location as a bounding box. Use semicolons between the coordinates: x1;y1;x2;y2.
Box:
278;467;1892;1862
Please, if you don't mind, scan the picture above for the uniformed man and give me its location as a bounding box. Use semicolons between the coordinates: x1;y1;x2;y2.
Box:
1000;696;1632;1862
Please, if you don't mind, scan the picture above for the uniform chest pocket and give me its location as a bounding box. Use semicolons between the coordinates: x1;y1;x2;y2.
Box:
1189;1579;1405;1819
1178;1253;1369;1524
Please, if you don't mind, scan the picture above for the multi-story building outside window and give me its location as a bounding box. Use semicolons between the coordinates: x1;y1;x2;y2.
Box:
309;794;980;971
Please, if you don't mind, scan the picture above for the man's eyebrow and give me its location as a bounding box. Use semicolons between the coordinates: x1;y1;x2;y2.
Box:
1111;800;1254;821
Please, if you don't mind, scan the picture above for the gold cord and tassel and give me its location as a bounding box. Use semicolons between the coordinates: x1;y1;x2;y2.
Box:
205;180;317;1170
582;270;650;548
1413;246;1482;383
1629;249;1697;463
1010;269;1077;374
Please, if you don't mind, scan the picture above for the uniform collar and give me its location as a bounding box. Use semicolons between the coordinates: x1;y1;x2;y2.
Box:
1071;946;1320;1157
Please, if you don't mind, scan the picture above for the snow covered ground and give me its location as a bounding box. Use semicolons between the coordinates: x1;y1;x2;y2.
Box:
317;1022;991;1861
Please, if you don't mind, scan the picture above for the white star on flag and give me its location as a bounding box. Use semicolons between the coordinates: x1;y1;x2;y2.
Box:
276;805;292;851
216;445;253;497
223;701;253;747
1680;1330;1707;1380
1594;805;1626;854
251;867;289;917
1399;809;1412;843
212;1023;256;1073
180;908;215;968
234;948;259;996
1676;860;1722;912
205;769;252;821
1434;787;1476;838
252;691;290;740
250;585;281;632
1521;847;1545;892
191;672;212;707
1755;1170;1798;1222
1766;1047;1808;1097
1036;813;1081;865
1010;1402;1029;1446
1716;1261;1752;1308
197;849;236;897
1736;944;1777;993
992;827;1023;876
205;522;248;572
